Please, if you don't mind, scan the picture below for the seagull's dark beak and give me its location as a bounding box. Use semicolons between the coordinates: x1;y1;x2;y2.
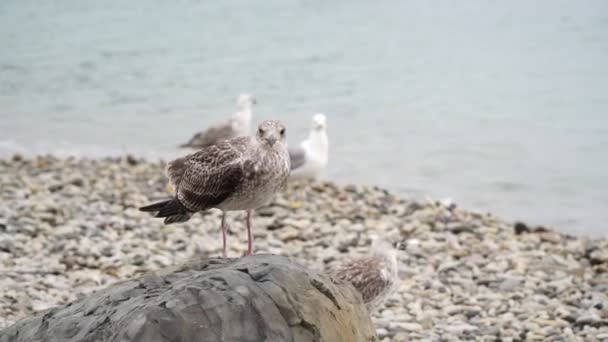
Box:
393;240;407;251
266;136;276;146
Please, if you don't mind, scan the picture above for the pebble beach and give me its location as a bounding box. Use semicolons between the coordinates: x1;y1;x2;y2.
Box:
1;155;607;341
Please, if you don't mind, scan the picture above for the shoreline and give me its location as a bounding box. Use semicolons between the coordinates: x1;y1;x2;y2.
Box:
1;155;607;340
0;149;603;237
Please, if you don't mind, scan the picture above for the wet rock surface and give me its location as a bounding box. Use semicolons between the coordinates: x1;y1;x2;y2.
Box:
1;155;607;341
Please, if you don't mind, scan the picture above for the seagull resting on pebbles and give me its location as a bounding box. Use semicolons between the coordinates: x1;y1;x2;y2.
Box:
142;120;290;257
180;94;257;149
289;113;328;179
329;237;405;312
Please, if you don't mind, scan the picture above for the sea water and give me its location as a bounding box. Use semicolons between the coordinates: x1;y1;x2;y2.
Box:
1;0;607;236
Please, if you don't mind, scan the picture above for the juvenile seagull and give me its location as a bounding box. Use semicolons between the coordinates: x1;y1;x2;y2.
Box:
289;113;329;179
142;120;290;257
329;237;406;312
180;94;257;149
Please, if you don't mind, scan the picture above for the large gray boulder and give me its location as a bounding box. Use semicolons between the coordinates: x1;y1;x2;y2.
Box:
0;254;377;342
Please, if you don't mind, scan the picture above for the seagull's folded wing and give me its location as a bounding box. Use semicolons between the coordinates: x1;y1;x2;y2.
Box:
330;258;392;305
180;120;235;148
173;144;244;211
288;146;307;170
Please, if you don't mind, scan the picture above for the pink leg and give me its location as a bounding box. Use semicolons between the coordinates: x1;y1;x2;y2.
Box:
246;209;254;255
221;212;228;258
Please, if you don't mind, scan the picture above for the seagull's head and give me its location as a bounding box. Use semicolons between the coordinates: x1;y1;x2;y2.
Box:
237;94;257;109
392;239;408;251
256;120;287;150
370;235;407;259
311;113;327;132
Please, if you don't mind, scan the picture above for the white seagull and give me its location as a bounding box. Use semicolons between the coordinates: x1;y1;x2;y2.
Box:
288;113;329;179
180;94;256;149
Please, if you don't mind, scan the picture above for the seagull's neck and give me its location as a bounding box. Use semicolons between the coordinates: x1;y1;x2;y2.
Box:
237;104;253;115
370;239;398;270
373;248;398;276
252;141;284;164
233;106;253;133
307;129;328;156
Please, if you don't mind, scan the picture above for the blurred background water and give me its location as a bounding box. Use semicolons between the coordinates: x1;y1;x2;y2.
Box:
1;0;607;236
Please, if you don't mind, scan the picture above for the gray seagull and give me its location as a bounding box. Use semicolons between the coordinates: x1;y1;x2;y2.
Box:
180;94;257;149
142;120;290;257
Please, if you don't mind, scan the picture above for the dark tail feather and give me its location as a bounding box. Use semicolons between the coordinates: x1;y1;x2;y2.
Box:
139;198;192;224
139;199;173;213
164;214;191;224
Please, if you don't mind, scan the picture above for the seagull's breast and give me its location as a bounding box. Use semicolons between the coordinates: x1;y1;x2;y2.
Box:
219;149;289;210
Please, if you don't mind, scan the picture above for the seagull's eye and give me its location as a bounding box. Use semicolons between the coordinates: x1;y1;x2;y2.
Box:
258;127;264;135
280;128;285;136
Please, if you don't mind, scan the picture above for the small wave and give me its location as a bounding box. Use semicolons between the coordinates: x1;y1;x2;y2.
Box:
0;139;28;155
0;139;178;161
492;181;530;192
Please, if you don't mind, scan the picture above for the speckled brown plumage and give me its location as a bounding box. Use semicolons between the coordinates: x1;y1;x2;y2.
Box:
329;239;405;312
331;256;394;308
141;120;290;257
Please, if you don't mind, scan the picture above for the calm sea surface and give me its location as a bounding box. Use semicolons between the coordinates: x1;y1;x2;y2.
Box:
1;1;607;236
